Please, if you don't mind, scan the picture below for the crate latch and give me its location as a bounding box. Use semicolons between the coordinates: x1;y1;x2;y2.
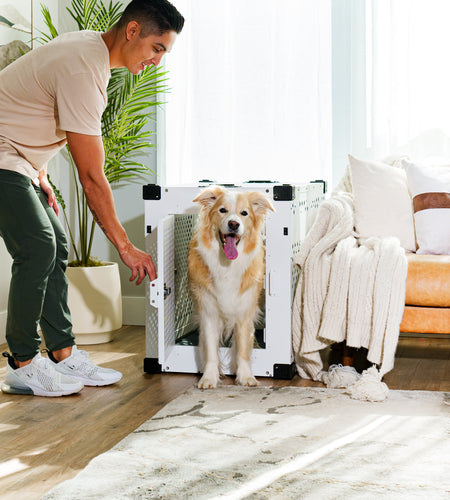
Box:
149;279;159;308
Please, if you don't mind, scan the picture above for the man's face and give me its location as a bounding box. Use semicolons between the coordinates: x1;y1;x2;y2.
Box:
124;24;177;74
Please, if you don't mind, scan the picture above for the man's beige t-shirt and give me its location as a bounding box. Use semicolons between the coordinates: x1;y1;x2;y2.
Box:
0;30;110;181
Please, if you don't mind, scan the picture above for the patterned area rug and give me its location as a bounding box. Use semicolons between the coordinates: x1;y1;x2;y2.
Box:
43;386;449;499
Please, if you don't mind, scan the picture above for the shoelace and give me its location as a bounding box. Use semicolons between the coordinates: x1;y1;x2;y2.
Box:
29;355;57;377
69;349;99;377
35;356;51;370
75;349;98;366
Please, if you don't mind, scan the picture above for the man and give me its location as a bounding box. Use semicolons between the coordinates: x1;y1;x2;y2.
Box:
0;0;184;397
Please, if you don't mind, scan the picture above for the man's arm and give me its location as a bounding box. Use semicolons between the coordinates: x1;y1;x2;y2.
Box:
66;131;156;284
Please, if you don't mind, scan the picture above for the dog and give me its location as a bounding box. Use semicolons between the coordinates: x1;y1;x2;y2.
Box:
188;186;274;389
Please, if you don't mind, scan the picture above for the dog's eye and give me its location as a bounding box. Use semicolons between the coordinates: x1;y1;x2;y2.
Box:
219;207;228;213
241;210;248;216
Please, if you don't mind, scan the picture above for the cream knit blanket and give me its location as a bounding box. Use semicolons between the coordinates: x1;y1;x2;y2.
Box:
292;191;408;383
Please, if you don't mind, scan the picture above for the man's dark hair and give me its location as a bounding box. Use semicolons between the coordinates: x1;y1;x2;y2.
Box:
117;0;184;37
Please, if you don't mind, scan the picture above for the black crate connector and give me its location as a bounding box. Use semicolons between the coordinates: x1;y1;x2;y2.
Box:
273;362;296;380
245;180;279;184
273;184;295;201
144;357;162;374
143;184;161;200
310;179;327;194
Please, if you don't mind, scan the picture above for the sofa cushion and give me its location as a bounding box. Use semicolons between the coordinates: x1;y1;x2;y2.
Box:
403;160;450;255
405;254;450;307
400;305;450;334
349;155;416;252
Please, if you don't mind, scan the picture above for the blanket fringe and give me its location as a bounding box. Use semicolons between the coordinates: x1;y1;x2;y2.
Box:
321;364;360;388
321;364;389;402
346;366;389;402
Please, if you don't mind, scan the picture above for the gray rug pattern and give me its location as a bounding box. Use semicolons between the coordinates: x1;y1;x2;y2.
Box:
43;386;450;499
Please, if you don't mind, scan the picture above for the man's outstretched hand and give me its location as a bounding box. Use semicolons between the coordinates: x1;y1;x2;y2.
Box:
119;244;157;285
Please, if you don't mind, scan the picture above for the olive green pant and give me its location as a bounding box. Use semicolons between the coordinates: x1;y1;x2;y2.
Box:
0;170;75;361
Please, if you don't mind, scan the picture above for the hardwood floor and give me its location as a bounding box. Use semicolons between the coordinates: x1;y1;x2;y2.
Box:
0;326;448;499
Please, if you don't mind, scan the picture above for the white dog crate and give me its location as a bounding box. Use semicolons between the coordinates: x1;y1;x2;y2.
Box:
143;181;325;379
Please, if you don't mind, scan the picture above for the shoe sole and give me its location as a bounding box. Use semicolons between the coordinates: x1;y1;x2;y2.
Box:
1;381;83;397
1;382;34;395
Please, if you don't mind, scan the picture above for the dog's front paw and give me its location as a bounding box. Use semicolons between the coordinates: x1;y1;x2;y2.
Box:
236;376;258;387
236;373;259;387
236;361;258;387
198;370;220;389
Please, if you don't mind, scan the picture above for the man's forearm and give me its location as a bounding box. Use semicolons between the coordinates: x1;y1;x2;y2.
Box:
81;173;132;255
66;131;156;282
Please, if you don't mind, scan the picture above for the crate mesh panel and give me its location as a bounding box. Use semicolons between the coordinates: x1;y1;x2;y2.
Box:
290;197;306;303
290;190;324;303
162;217;176;359
174;214;197;341
145;233;158;357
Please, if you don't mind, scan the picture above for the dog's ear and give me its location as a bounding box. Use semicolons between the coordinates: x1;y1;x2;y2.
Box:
248;192;275;215
193;186;225;208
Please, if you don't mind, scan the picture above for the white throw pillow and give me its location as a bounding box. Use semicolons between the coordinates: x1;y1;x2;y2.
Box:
349;155;416;252
402;160;450;255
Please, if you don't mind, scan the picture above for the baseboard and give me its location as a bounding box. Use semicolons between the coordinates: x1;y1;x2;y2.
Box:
122;296;146;326
0;309;7;345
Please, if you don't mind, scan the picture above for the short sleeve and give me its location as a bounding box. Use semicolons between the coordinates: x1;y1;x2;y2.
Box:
56;72;107;135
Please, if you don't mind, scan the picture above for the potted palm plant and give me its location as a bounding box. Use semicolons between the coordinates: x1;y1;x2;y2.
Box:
40;0;169;343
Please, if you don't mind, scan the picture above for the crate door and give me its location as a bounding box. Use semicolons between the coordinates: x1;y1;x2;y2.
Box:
157;215;176;366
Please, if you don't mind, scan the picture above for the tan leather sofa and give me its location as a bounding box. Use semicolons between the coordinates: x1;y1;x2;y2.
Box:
400;254;450;334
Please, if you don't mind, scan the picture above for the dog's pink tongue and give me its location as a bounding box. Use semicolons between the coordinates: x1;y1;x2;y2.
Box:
224;235;238;260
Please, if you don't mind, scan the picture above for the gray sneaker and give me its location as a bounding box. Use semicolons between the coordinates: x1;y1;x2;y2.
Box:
48;346;122;386
1;352;84;397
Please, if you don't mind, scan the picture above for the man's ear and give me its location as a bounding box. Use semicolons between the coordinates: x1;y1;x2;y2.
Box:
193;186;226;208
126;21;140;41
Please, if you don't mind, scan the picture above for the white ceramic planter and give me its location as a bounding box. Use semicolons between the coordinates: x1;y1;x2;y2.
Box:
66;262;122;345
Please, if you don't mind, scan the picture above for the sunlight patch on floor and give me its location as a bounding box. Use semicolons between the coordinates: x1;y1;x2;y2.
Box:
22;446;50;457
212;415;392;500
85;351;136;364
0;423;20;433
0;458;28;478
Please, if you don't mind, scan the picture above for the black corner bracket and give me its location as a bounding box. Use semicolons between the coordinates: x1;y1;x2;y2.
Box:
143;184;161;200
144;357;162;374
273;184;295;201
273;362;296;380
310;179;328;194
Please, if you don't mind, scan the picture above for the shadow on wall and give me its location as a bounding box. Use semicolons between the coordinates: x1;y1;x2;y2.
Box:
67;263;122;334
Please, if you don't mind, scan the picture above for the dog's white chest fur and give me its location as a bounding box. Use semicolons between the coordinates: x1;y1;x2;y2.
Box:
198;239;259;321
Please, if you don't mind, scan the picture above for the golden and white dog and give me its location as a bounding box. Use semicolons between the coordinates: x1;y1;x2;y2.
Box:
188;186;274;389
